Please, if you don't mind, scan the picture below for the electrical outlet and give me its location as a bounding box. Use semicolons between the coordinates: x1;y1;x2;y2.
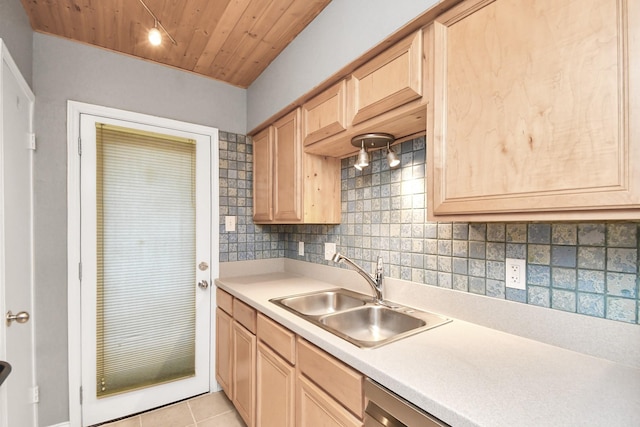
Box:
298;241;304;256
324;242;337;261
505;258;526;290
32;386;39;403
225;215;236;232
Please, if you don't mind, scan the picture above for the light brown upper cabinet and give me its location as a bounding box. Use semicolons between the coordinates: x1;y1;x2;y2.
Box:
304;29;428;158
350;29;423;125
301;80;348;146
252;127;273;222
253;109;341;224
427;0;640;221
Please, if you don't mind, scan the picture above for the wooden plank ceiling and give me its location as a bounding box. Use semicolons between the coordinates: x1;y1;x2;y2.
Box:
20;0;331;88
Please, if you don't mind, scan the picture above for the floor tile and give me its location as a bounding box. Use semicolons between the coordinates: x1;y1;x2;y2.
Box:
196;410;246;427
188;392;234;422
140;402;194;427
101;417;141;427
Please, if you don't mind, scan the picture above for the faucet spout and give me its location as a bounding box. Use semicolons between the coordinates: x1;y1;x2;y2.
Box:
332;253;384;303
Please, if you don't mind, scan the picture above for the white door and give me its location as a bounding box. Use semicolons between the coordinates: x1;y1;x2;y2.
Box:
75;109;217;426
0;43;36;427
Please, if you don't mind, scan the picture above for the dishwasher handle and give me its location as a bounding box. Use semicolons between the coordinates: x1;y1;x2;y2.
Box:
364;401;405;427
364;378;449;427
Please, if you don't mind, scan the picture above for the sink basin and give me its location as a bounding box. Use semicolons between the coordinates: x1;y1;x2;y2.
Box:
320;305;426;344
274;289;367;316
270;288;451;348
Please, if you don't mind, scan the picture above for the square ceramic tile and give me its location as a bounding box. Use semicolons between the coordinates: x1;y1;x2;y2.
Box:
552;224;577;245
577;224;605;246
506;223;527;243
528;286;550;308
551;268;577;290
528;244;550;265
140;402;194;427
577;247;606;270
188;392;234;422
578;293;605;318
551;246;577;268
577;270;606;294
606;223;637;247
528;224;551;244
102;416;141;427
606;248;637;273
551;289;577;312
606;297;637;323
606;273;637;298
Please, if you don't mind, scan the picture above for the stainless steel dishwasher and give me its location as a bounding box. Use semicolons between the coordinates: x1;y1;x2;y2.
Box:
364;378;449;427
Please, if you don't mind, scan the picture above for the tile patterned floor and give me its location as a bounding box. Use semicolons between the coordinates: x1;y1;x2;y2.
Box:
97;391;245;427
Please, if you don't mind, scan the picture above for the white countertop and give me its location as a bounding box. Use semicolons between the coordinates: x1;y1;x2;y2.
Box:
215;271;640;427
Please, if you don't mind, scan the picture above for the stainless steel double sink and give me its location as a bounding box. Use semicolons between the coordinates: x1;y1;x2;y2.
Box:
270;288;451;348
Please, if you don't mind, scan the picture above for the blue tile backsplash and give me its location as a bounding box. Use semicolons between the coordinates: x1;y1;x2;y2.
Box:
218;131;640;325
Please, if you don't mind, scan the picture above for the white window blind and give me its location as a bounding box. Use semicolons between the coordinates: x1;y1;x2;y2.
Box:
95;123;197;396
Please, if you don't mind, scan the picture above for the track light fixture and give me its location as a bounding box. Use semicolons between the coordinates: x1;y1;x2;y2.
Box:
148;21;162;46
139;0;177;46
386;142;400;168
354;141;370;171
350;133;398;170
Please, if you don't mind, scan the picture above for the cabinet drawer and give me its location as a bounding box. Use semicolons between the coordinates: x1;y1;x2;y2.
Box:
233;298;257;334
297;338;364;418
302;80;347;146
257;313;296;364
216;287;233;315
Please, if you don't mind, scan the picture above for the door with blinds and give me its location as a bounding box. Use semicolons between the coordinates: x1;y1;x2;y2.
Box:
78;112;215;426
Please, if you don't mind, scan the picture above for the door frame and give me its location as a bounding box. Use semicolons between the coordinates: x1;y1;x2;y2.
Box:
0;39;37;427
67;101;220;426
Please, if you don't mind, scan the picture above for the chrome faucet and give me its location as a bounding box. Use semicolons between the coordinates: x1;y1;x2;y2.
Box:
332;253;384;303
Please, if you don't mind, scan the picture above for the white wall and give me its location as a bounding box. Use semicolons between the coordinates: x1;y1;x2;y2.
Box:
32;34;246;426
0;0;32;85
246;0;439;130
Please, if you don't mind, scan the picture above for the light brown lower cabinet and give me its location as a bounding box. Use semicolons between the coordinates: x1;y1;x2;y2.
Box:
216;289;365;426
256;313;296;426
215;308;233;397
256;341;295;426
297;338;364;426
297;375;362;427
232;321;256;426
215;289;257;427
231;298;257;427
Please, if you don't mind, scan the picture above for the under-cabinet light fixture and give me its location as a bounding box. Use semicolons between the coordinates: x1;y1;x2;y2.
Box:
354;141;369;170
386;142;400;168
138;0;177;46
351;133;398;170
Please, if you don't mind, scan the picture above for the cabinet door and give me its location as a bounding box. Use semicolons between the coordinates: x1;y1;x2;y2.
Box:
273;109;303;222
215;308;233;398
252;127;273;222
302;80;347;146
256;342;295;427
297;338;363;418
428;0;640;220
233;321;256;427
297;375;362;427
351;30;423;125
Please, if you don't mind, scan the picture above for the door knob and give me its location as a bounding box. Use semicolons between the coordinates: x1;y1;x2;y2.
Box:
198;280;209;290
6;310;30;326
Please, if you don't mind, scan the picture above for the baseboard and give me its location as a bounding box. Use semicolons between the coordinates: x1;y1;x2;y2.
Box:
47;422;70;427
